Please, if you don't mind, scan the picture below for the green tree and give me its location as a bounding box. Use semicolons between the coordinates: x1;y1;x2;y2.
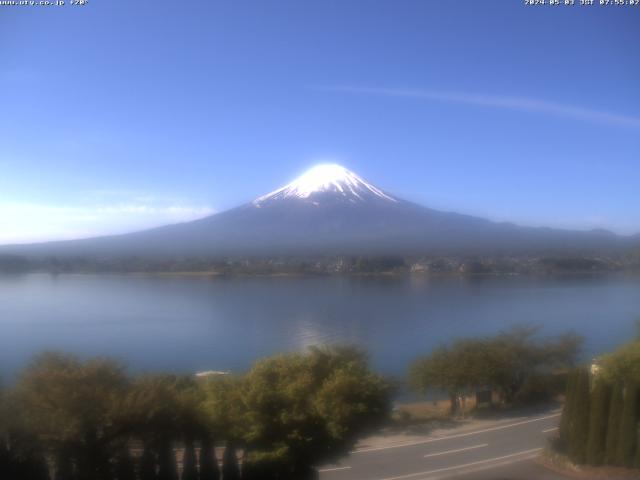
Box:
5;429;51;480
0;436;10;480
120;373;209;480
113;448;135;480
600;340;640;384
221;442;240;480
30;452;51;480
0;420;51;480
243;346;390;476
585;379;611;465
485;328;581;403
139;447;157;480
198;436;220;480
409;345;469;415
120;375;185;446
181;440;198;480
157;440;178;480
410;328;582;414
592;336;640;467
13;448;50;480
200;376;245;443
567;368;590;464
605;381;624;465
559;369;578;447
14;352;128;480
53;445;75;480
616;382;639;467
241;449;286;480
204;346;391;478
0;385;13;480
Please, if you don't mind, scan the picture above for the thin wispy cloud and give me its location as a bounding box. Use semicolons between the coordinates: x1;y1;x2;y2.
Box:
315;86;640;129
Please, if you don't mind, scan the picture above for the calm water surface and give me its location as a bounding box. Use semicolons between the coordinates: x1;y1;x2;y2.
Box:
1;273;639;381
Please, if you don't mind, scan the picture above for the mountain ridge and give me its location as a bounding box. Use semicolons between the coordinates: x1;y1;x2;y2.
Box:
1;164;637;258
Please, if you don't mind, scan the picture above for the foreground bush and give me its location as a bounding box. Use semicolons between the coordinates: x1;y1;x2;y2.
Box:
0;346;391;480
204;346;393;479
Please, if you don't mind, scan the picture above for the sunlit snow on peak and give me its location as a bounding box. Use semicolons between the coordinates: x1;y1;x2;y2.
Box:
284;164;365;198
290;164;353;195
253;164;397;206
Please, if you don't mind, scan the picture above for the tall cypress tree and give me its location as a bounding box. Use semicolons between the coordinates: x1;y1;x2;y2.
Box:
586;379;611;465
568;368;590;464
76;441;111;480
605;381;624;465
113;448;135;480
29;449;52;480
13;445;51;480
616;382;639;467
198;436;219;480
0;436;11;480
181;440;198;480
559;369;578;448
222;443;240;480
139;446;157;480
54;446;75;480
239;450;255;480
157;441;178;480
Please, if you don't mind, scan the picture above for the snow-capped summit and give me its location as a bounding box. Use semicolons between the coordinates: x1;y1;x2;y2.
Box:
253;164;397;207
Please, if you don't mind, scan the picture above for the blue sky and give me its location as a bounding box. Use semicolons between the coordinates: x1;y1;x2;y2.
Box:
1;1;638;243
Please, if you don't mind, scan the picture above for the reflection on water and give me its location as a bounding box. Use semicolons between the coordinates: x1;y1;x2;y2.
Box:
0;273;639;381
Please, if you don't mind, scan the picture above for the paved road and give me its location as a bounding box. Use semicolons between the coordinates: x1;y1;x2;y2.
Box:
319;411;568;480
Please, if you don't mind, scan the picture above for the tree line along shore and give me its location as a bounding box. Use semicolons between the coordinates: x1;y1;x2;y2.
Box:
1;252;640;276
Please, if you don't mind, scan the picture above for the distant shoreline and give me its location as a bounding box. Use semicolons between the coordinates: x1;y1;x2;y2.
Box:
2;252;639;277
6;269;639;279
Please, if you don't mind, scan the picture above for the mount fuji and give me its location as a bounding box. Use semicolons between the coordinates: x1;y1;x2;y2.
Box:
1;164;634;258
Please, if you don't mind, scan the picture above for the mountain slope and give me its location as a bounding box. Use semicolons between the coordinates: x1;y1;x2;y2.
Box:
1;164;635;258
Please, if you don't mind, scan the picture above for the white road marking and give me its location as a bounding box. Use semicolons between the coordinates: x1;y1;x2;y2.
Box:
318;466;352;473
352;412;560;454
424;449;542;480
423;443;488;458
542;427;558;433
377;448;542;480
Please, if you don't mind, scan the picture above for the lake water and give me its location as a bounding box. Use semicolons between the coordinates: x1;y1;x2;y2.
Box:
1;273;639;383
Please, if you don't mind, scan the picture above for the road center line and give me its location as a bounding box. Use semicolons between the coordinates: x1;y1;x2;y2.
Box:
423;443;488;458
318;466;352;473
542;427;558;433
352;413;560;454
377;448;542;480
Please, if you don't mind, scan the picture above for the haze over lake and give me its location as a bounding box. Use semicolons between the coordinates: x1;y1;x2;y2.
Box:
1;273;639;382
